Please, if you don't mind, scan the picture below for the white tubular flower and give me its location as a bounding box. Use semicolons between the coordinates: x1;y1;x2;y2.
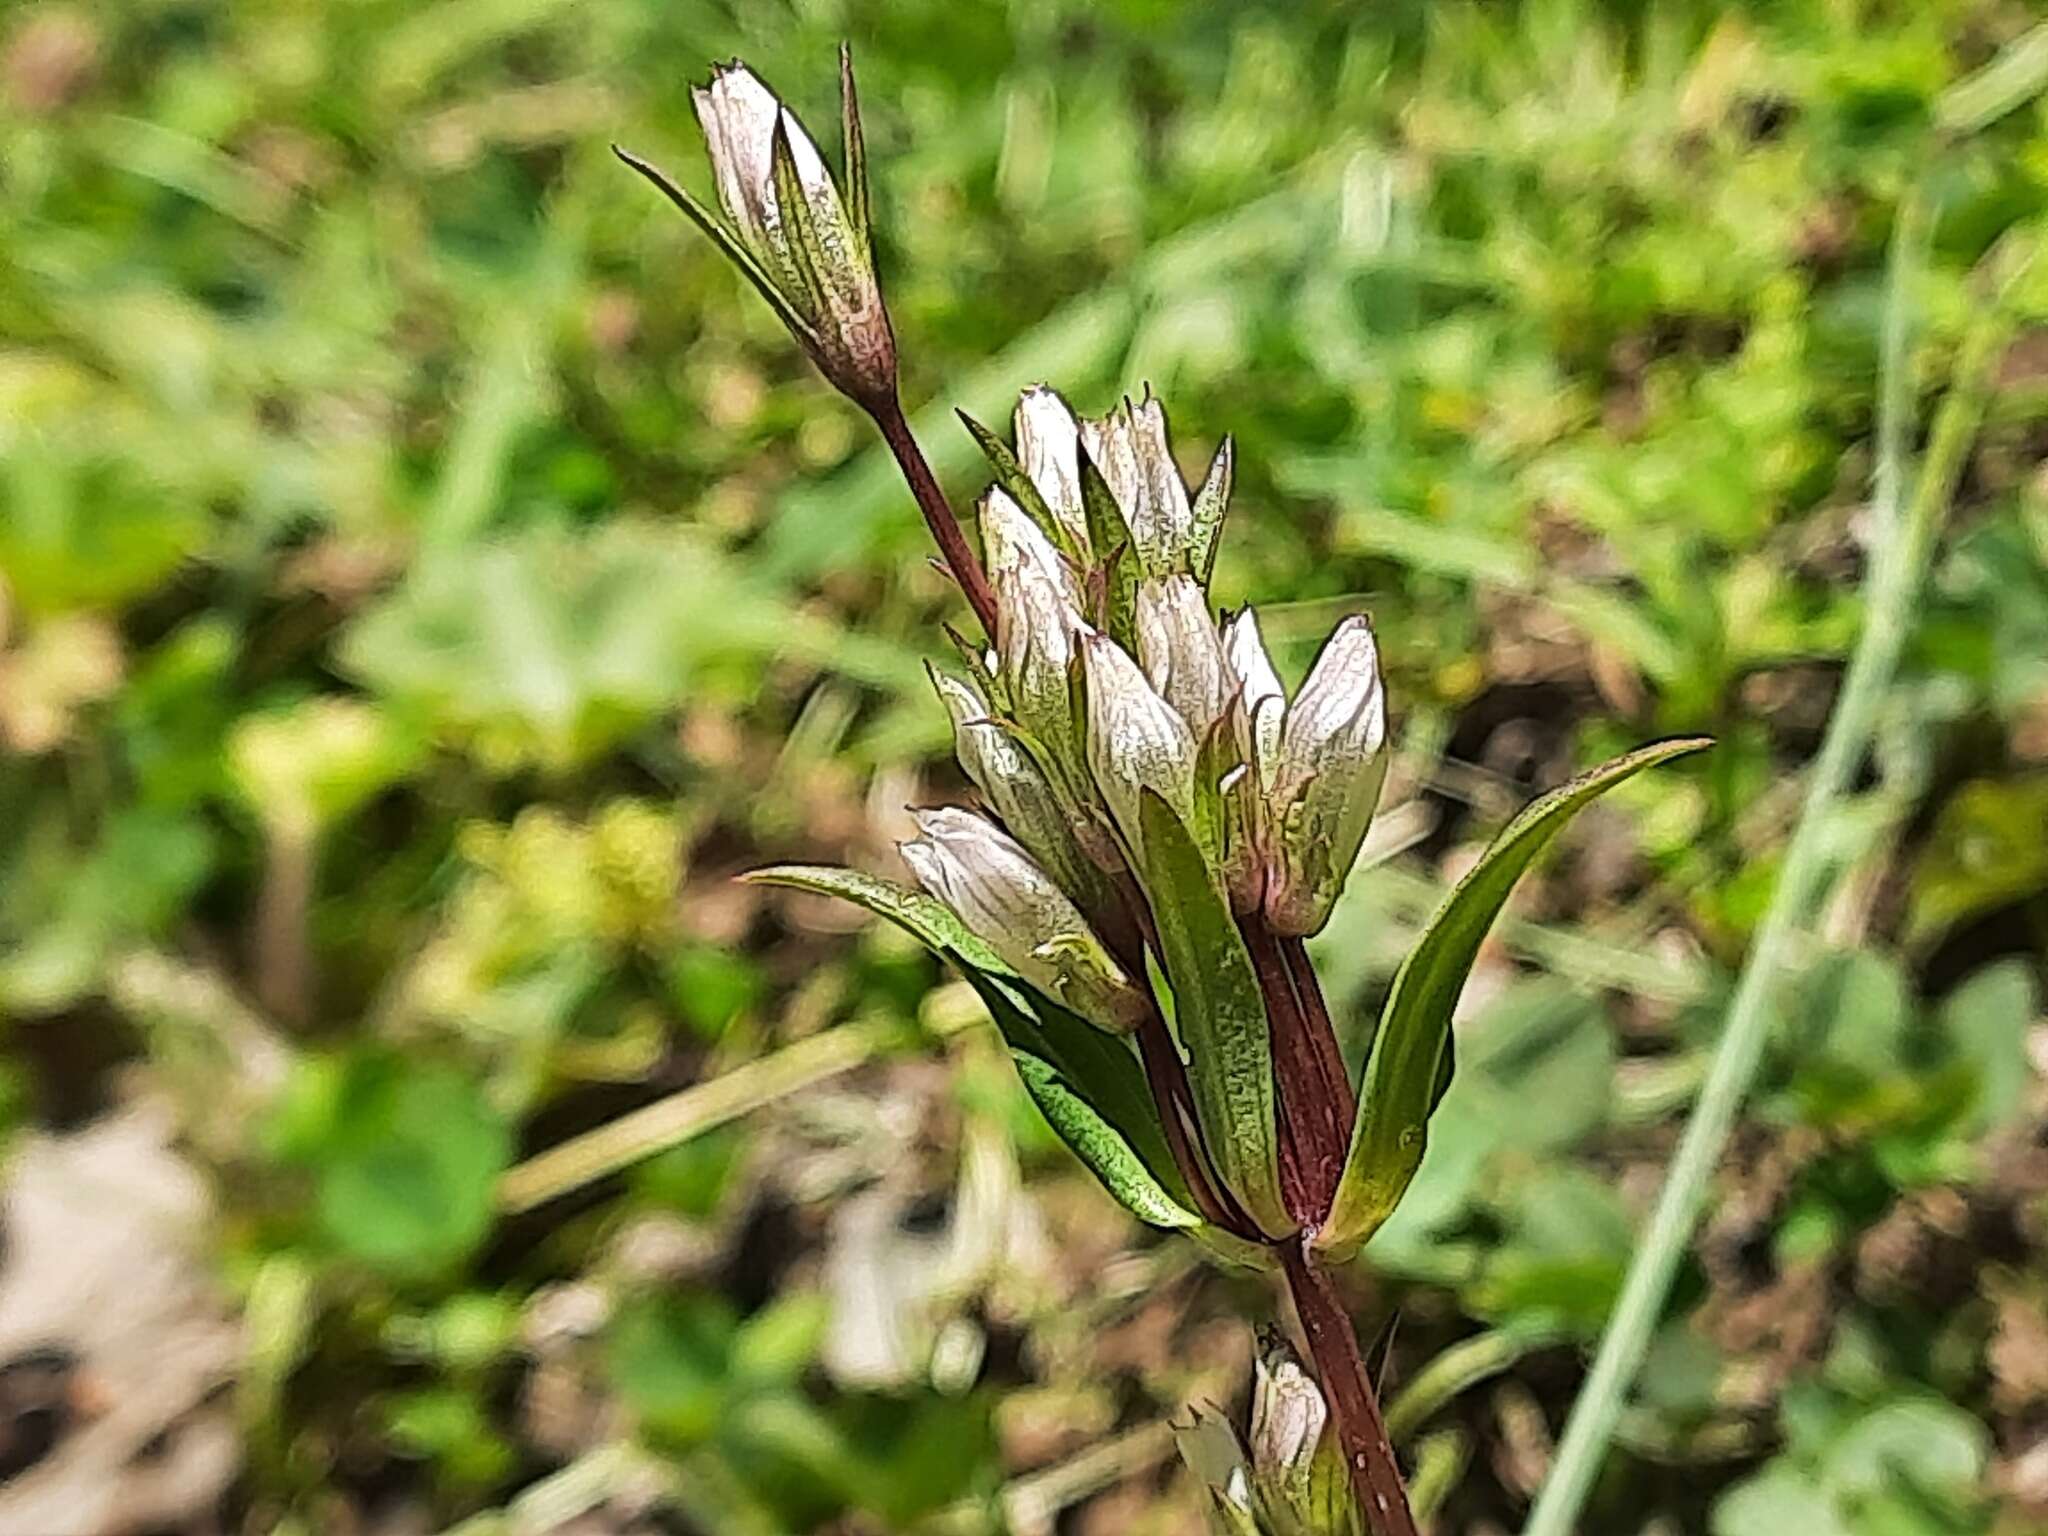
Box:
1136;575;1231;737
1014;385;1089;556
983;488;1090;768
1263;617;1389;937
1082;631;1199;856
901;808;1146;1032
619;50;896;409
1081;391;1193;578
933;671;1116;919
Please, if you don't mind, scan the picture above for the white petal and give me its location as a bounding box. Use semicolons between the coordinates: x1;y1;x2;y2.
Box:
1222;607;1286;781
1014;385;1088;553
1273;616;1384;800
693;66;783;258
1135;575;1229;736
1083;632;1198;848
1083;392;1193;576
902;808;1139;1028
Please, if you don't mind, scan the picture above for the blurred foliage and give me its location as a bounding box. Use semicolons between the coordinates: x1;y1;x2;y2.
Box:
2;0;2047;1530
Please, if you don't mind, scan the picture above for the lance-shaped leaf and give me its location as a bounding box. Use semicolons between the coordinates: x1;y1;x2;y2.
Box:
1315;737;1711;1256
1135;790;1291;1238
744;863;1195;1227
964;974;1198;1231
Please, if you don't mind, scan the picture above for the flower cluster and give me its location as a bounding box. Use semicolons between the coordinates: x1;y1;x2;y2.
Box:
915;384;1387;1004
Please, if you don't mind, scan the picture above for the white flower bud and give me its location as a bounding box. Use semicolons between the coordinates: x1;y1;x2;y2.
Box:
1135;575;1231;737
1249;1334;1329;1503
1082;632;1199;857
1014;385;1089;556
620;54;896;408
983;488;1091;773
933;672;1117;921
1263;617;1388;937
901;808;1146;1032
1081;391;1193;578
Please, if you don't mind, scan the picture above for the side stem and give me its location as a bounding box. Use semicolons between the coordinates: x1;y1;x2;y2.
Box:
1280;1238;1419;1536
870;395;1001;638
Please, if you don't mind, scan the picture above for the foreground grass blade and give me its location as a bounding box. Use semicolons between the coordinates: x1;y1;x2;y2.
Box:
1523;208;2041;1536
1318;737;1711;1258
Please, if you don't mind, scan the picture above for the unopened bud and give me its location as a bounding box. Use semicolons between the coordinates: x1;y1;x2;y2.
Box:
901;808;1146;1032
1014;385;1090;557
623;51;897;410
983;488;1091;777
1082;632;1199;858
1263;617;1388;937
1081;391;1194;579
933;671;1120;926
1136;575;1231;738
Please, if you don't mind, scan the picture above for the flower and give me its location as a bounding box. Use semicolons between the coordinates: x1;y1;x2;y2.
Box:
900;808;1147;1032
933;669;1122;927
1082;629;1201;860
1014;385;1090;556
1261;617;1388;937
616;48;896;409
1081;390;1194;578
1137;574;1232;738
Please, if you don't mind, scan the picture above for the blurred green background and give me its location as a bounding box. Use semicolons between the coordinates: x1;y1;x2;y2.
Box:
2;0;2046;1531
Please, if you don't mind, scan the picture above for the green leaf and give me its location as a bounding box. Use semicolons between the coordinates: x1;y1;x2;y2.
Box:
747;863;1198;1230
1937;959;2036;1134
1320;737;1709;1256
743;863;1009;975
289;1055;512;1278
1136;789;1289;1237
1008;1050;1198;1230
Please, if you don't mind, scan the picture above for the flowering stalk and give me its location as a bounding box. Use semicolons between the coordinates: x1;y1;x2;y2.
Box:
615;47;998;638
632;45;1708;1533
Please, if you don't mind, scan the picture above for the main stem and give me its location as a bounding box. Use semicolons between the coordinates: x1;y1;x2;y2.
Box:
1282;1239;1419;1536
870;395;1001;638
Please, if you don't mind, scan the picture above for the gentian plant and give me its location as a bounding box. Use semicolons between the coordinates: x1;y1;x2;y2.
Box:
620;49;1706;1534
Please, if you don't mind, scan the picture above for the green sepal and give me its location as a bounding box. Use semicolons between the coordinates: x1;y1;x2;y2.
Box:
1188;435;1233;588
744;863;1198;1228
837;43;872;267
958;410;1085;564
613;145;820;350
1078;450;1139;651
1316;737;1712;1257
940;625;1006;713
1134;790;1290;1238
768;117;833;311
743;863;1005;973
